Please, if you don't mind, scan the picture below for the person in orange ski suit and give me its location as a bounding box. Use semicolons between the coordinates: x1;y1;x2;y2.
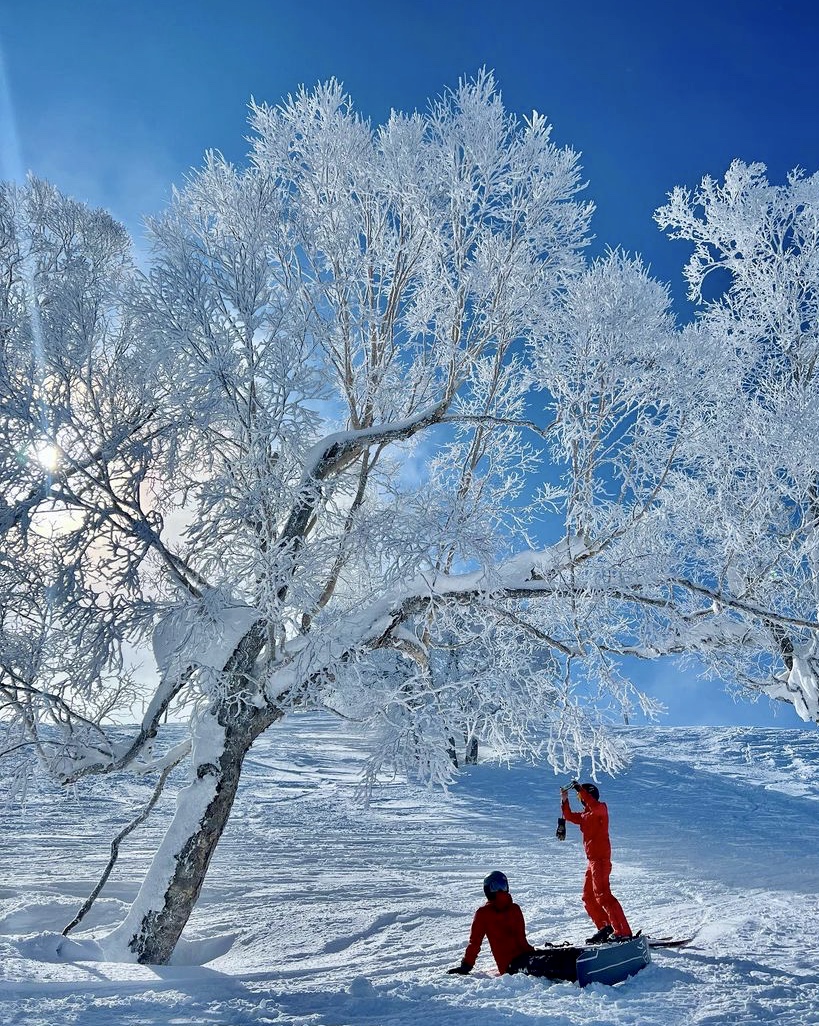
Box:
446;871;534;974
446;870;588;981
560;781;632;943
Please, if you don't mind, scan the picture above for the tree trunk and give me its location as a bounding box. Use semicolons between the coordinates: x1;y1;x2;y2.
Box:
104;703;277;964
464;734;479;765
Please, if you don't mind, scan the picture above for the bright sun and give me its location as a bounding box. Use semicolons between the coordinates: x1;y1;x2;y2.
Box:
33;443;60;471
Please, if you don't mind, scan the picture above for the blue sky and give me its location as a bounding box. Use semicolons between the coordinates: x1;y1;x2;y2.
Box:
1;0;816;727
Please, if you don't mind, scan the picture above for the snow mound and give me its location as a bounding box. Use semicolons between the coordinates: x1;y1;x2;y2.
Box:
169;932;237;966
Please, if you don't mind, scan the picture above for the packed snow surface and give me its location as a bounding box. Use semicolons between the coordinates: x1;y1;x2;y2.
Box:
1;716;819;1025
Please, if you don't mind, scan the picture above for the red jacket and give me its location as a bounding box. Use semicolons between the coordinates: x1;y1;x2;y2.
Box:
562;787;611;861
463;891;534;973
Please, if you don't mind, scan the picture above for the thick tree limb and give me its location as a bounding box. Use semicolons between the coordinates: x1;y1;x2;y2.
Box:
676;578;819;632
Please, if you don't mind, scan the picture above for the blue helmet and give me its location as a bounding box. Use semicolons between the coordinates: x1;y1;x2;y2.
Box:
483;871;509;900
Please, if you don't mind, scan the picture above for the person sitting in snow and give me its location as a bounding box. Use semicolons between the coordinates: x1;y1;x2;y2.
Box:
446;870;577;977
559;780;632;943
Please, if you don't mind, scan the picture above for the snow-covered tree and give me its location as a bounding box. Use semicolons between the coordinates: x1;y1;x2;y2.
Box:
656;161;819;720
0;176;153;785
1;74;603;963
4;74;819;967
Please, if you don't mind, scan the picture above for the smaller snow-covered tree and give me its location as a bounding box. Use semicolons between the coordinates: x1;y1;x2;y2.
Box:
0;177;159;786
656;161;819;719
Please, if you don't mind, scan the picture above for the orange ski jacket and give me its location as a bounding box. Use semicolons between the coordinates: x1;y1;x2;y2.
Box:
462;891;534;973
561;786;612;861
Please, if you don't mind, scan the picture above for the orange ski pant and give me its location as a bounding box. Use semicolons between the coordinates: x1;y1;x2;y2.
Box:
582;859;631;936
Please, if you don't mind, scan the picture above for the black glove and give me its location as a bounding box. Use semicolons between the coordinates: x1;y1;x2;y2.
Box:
446;961;472;975
555;816;566;841
571;780;581;792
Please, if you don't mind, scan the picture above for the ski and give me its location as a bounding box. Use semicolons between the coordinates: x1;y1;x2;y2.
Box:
647;936;695;948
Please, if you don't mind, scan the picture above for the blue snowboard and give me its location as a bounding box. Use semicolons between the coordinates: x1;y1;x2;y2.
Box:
575;935;651;986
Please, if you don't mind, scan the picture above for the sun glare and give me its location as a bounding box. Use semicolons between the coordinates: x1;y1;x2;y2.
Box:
34;443;59;471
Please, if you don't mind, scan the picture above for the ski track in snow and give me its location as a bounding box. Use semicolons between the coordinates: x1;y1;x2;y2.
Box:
1;717;819;1025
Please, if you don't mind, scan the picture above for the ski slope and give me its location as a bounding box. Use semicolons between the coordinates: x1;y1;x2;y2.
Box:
1;716;819;1025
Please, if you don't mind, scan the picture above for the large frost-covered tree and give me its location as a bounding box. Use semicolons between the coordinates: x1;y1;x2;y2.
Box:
1;75;597;962
2;76;819;964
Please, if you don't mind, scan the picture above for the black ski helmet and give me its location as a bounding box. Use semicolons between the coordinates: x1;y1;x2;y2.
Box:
581;782;600;801
483;870;509;900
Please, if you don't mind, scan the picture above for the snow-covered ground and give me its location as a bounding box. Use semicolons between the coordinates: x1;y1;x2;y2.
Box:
2;716;819;1025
